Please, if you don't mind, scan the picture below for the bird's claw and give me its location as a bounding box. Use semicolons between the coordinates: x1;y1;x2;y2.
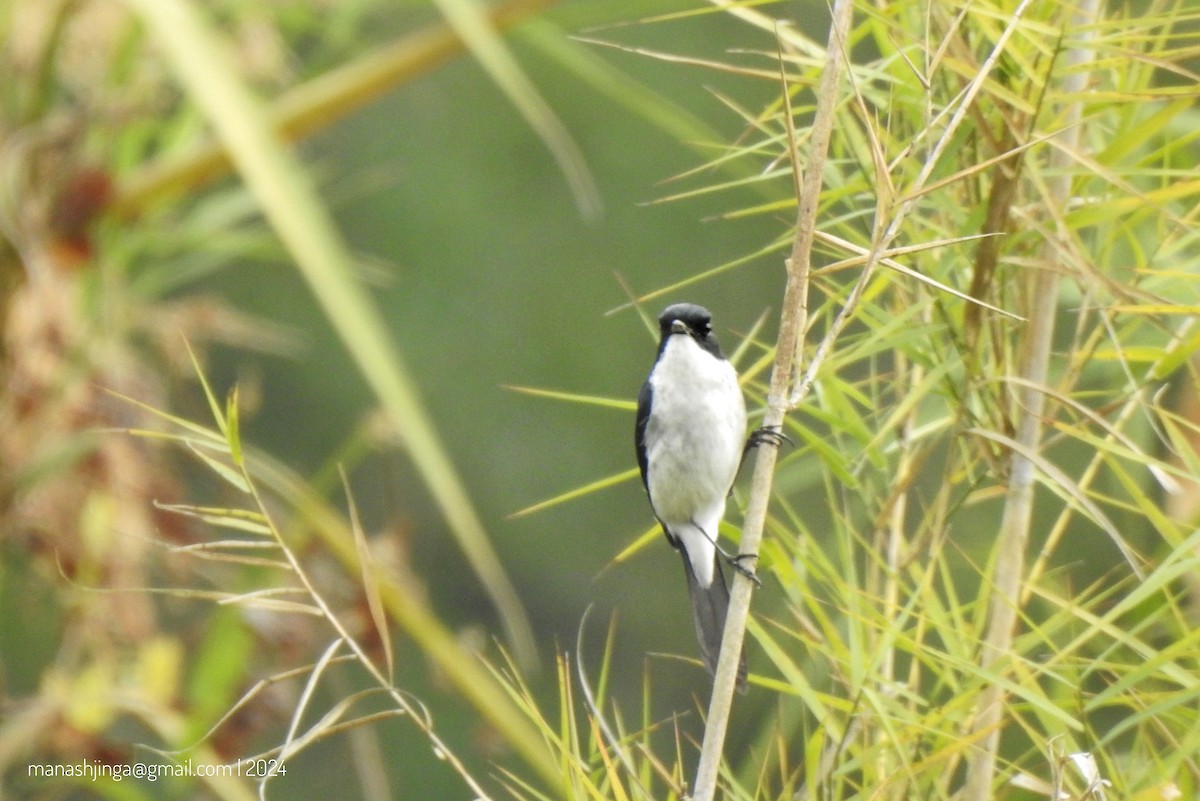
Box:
726;552;762;586
748;425;793;450
738;426;794;472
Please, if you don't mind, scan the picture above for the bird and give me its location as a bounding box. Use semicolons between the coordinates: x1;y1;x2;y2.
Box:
635;302;749;691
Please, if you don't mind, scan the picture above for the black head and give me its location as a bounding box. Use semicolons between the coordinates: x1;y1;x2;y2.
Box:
657;302;725;359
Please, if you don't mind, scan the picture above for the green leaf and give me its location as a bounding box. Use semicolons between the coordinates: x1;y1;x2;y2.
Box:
510;468;640;518
504;385;636;411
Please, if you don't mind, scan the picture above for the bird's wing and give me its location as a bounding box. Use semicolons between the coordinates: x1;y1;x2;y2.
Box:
634;378;653;491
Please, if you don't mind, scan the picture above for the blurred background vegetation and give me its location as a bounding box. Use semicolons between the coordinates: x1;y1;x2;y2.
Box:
0;1;811;797
3;0;1200;800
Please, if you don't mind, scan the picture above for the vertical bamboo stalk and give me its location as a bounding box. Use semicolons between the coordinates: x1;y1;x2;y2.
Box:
960;2;1100;797
689;1;855;798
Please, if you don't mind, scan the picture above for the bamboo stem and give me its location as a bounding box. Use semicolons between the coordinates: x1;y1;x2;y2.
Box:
960;2;1101;797
689;2;854;798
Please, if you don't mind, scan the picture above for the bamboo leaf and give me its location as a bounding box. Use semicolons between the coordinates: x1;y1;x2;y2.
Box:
967;427;1147;579
509;468;640;518
504;385;636;411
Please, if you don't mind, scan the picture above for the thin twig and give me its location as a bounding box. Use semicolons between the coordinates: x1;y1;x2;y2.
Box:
960;1;1102;798
689;2;854;798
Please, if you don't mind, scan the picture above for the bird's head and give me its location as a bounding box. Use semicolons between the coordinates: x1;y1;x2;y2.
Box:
659;303;712;338
657;303;723;358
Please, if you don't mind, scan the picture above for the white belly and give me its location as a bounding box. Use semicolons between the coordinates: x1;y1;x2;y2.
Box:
644;336;746;584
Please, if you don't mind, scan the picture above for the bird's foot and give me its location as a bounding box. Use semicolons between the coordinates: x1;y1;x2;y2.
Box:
724;552;762;586
737;425;794;473
748;424;793;450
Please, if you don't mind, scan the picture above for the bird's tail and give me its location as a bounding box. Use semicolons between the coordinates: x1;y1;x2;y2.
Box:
680;551;748;693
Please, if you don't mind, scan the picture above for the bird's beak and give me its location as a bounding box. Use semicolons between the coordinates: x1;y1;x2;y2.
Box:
670;320;691;336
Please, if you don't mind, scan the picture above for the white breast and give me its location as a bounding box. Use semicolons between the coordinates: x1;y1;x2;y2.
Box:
644;335;747;584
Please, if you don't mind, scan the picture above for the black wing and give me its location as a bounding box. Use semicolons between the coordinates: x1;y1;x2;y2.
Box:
634;379;652;491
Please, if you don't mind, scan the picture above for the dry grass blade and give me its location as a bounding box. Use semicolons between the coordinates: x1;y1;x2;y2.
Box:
147;657;358;756
153;502;273;535
813;230;1021;320
269;637;346;797
243;709;410;768
341;466;395;682
215;589;323;616
168;543;291;570
572;35;785;81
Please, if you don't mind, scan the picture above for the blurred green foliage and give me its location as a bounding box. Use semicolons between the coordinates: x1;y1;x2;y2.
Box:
0;1;796;797
4;0;1200;800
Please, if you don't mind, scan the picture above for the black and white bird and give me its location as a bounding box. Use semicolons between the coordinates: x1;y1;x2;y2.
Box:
635;302;749;690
